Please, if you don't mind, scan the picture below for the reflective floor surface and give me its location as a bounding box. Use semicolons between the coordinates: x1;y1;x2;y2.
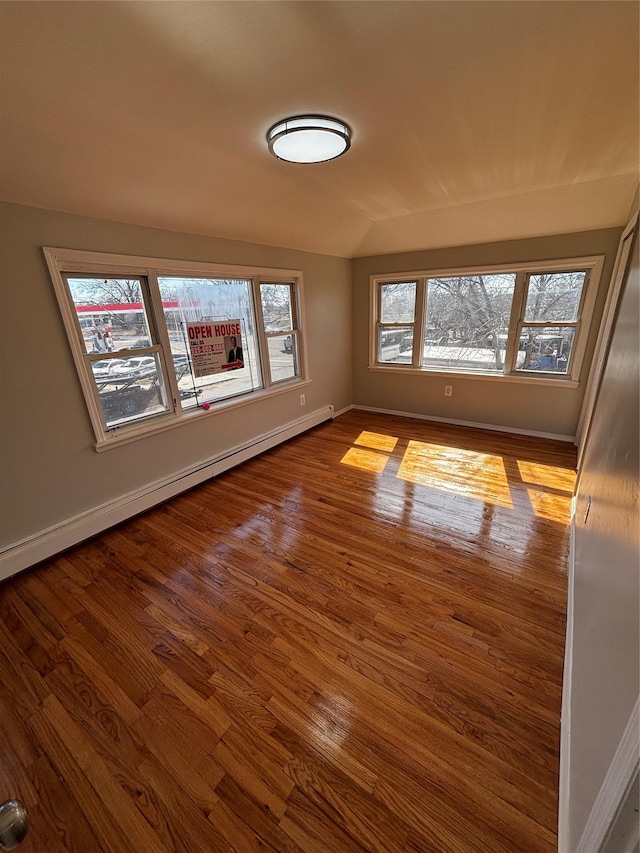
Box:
0;410;577;852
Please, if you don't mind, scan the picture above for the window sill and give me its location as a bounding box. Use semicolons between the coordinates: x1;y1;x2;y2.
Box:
367;364;579;388
94;377;312;452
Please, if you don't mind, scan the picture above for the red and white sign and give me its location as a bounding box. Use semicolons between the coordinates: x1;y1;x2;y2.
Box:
186;321;244;378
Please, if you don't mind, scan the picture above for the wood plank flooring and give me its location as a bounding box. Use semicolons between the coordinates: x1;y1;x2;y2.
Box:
0;411;577;852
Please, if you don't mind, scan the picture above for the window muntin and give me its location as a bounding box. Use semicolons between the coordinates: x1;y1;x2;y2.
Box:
45;249;308;448
158;277;262;409
371;257;602;382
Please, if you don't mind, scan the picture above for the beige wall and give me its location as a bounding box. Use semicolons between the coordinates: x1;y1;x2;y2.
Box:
0;202;352;551
352;229;622;436
567;211;639;848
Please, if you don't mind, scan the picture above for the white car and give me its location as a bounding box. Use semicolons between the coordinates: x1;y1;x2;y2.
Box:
109;356;157;379
91;358;126;379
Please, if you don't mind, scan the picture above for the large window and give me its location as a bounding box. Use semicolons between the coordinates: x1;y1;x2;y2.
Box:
371;256;603;383
157;276;262;408
45;249;307;448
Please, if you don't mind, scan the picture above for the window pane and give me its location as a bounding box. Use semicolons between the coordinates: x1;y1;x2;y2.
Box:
267;334;299;383
524;271;586;322
158;277;262;409
67;277;154;354
378;326;414;363
516;326;575;373
260;283;293;333
94;352;170;427
424;274;516;372
380;282;416;324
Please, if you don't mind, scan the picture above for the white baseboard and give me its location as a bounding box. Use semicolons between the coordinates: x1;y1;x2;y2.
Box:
332;404;353;418
0;405;334;583
352;404;575;442
576;698;640;853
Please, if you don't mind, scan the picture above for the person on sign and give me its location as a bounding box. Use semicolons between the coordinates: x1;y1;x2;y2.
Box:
227;335;244;369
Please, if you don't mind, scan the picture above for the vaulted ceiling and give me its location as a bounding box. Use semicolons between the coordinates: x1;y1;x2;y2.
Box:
1;1;638;258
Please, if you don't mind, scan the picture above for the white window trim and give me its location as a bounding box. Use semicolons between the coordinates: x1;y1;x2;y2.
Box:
369;255;604;383
256;281;302;388
376;280;420;367
576;213;638;464
44;247;310;450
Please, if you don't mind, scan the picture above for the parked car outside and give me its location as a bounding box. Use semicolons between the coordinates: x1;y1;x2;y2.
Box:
91;359;126;379
109;356;157;380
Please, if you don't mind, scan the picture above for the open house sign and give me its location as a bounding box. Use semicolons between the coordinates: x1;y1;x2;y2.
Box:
186;321;244;377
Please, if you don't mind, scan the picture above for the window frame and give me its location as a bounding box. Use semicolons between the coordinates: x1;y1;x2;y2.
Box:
376;280;421;367
62;272;174;430
369;255;604;385
44;247;310;451
257;281;302;386
155;273;266;410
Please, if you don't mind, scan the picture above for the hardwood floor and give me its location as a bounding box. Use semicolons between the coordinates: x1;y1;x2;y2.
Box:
0;411;577;852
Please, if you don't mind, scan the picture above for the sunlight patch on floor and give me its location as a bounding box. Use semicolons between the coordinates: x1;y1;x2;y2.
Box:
517;460;576;492
518;460;576;521
397;440;513;507
341;447;390;473
353;431;399;453
526;488;573;522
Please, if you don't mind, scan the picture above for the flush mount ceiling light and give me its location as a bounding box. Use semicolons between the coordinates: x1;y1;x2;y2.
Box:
267;115;352;163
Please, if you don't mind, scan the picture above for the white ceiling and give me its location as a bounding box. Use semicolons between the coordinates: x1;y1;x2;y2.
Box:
1;1;638;258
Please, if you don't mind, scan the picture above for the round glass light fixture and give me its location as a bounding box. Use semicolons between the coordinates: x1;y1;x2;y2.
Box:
267;115;351;163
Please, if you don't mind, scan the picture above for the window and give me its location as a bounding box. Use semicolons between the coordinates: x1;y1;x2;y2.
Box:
259;283;301;384
377;281;417;364
64;275;171;429
517;270;586;374
157;276;262;408
45;249;308;449
371;256;603;383
422;273;516;373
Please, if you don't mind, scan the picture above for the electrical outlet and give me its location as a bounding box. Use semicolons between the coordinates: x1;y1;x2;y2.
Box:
444;385;453;397
300;393;306;406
